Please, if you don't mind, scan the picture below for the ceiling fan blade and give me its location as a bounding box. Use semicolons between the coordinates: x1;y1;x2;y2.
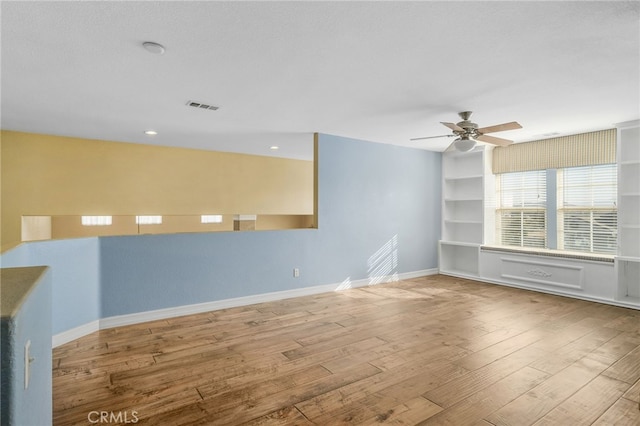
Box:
476;121;522;134
441;122;464;132
476;134;513;146
410;134;455;141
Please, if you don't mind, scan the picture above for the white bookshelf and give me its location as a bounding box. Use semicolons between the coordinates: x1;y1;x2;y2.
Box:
439;241;480;278
616;121;640;304
440;147;485;277
616;257;640;302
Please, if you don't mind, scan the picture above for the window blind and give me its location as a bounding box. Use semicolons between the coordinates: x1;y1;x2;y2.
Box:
201;215;223;224
135;215;163;225
492;129;616;174
558;164;617;254
496;170;547;248
81;216;113;226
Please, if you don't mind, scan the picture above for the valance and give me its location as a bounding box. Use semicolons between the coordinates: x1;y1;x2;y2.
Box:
492;128;616;174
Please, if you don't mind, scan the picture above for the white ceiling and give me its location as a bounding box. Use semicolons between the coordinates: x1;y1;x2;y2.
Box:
2;1;639;160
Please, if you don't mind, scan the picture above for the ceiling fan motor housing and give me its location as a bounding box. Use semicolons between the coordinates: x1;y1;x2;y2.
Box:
455;112;479;137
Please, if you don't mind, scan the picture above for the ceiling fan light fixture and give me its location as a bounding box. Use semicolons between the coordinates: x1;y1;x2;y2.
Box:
454;137;476;152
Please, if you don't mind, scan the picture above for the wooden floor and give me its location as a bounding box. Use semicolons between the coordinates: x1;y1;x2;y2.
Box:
53;275;640;425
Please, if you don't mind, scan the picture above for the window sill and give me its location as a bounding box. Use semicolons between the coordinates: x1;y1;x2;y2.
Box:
480;245;615;263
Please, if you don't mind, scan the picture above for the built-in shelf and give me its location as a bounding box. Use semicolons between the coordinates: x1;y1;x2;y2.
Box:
443;150;483;175
444;174;484;181
444;220;483;225
616;257;640;300
616;122;640;307
617;256;640;262
440;147;485;274
619;229;640;258
437;123;639;310
439;241;480;278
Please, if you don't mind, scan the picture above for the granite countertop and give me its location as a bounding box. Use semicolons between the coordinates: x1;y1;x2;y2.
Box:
1;266;49;319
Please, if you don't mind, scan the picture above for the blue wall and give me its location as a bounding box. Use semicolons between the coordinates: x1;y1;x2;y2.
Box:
2;133;441;333
315;134;441;281
1;267;52;426
99;230;320;316
100;134;441;317
1;238;100;335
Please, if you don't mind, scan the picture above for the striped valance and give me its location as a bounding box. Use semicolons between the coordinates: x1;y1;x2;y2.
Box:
492;128;616;174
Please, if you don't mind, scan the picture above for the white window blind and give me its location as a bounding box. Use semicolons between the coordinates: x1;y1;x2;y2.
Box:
81;216;112;226
135;215;163;225
496;170;547;248
558;164;617;254
201;214;223;224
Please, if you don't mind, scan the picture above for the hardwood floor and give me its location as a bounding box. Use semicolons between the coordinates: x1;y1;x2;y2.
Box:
53;275;640;425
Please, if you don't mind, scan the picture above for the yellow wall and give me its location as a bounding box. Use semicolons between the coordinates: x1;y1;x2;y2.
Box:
1;131;314;248
256;215;315;230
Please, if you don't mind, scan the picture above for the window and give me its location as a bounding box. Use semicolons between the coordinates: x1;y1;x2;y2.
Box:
135;215;162;225
558;164;617;254
495;165;617;255
201;215;223;224
492;129;617;255
496;170;547;248
81;216;112;226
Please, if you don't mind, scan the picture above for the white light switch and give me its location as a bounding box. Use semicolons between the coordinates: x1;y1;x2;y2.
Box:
24;340;31;389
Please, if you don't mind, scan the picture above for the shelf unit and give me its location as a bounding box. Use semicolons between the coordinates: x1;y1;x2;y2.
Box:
616;121;640;304
440;147;485;277
439;241;480;277
616;257;640;301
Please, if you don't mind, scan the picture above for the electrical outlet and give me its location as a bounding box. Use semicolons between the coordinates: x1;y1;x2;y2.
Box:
293;268;300;278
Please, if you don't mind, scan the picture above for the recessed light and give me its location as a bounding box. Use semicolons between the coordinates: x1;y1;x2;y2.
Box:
270;146;279;150
144;130;158;136
142;41;165;55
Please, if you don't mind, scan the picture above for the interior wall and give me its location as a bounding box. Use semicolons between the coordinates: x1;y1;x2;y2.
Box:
50;215;235;238
0;130;314;249
0;267;52;426
21;216;52;241
0;133;442;337
0;238;101;335
28;214;311;239
99;133;442;317
256;215;315;230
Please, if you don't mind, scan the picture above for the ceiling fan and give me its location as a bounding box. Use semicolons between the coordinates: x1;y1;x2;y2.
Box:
411;111;522;152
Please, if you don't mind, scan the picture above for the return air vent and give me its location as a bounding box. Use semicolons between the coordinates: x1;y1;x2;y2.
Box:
186;100;219;111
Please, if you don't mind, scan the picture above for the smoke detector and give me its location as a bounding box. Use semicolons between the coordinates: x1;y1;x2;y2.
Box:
142;41;165;55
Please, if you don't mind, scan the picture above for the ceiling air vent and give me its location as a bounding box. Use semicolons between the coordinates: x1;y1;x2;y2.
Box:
186;100;219;111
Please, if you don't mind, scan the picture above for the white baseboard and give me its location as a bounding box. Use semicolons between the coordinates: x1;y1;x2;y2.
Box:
52;269;437;346
52;320;100;348
99;282;341;330
478;276;640;311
